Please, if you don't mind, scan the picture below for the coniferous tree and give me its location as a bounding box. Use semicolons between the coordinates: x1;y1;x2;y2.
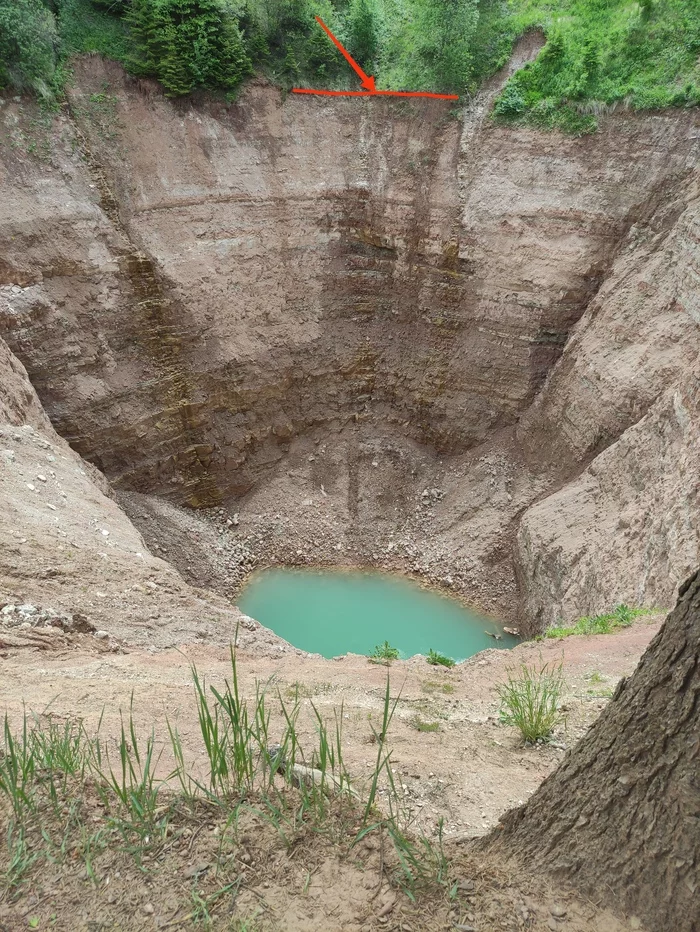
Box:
126;0;252;96
126;0;169;76
346;0;379;72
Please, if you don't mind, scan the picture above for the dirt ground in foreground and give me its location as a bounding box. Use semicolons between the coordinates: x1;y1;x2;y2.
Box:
0;620;659;932
0;807;645;932
1;618;661;839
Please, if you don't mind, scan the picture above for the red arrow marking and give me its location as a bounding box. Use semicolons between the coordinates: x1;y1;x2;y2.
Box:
292;88;459;100
314;15;376;91
293;16;459;101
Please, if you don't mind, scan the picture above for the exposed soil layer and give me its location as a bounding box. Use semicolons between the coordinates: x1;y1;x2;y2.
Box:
1;50;698;630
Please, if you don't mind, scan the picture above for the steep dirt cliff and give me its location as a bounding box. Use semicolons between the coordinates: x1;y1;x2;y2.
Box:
517;170;700;626
0;335;280;650
0;53;698;633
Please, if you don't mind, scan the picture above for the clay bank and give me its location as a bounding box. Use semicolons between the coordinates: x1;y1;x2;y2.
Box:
0;47;699;648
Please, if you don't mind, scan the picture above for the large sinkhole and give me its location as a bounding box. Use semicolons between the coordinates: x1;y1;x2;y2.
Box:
5;64;696;640
237;568;518;660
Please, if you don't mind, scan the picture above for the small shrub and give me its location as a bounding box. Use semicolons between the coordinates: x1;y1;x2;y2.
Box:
584;670;605;684
421;680;454;695
426;649;455;668
496;660;564;743
369;641;400;663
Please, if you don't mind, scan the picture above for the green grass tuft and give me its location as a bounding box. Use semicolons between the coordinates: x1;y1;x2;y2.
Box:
1;646;453;902
369;641;401;663
496;659;565;743
58;0;131;64
426;649;456;668
544;604;654;639
411;716;440;733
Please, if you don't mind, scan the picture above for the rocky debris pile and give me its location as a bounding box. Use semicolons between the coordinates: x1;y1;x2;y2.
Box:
420;487;446;506
0;602;106;652
0;602;94;633
201;507;257;588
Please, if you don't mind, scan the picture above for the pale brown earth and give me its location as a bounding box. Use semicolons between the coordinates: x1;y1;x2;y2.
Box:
0;810;647;932
0;615;660;931
0;617;662;841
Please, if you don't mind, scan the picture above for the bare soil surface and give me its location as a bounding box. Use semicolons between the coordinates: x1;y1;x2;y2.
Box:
0;620;660;931
1;619;661;837
0;814;643;932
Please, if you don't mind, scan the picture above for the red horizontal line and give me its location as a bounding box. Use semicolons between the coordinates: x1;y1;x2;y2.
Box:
292;87;459;100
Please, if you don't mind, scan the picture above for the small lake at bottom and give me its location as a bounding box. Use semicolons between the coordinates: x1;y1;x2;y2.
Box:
237;568;518;661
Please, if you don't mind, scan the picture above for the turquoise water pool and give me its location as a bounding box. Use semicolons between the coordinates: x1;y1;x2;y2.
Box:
237;568;517;661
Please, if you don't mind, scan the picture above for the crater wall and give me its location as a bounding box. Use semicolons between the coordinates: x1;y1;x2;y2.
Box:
1;58;698;630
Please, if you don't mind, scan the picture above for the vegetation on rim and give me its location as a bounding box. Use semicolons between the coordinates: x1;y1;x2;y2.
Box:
426;649;456;668
543;603;655;639
1;0;698;131
368;639;401;662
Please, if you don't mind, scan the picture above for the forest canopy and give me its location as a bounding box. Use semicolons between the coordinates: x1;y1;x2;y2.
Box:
1;0;699;131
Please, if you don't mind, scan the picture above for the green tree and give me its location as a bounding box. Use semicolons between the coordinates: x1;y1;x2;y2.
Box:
126;0;170;76
127;0;252;96
346;0;379;72
380;0;479;94
0;0;58;95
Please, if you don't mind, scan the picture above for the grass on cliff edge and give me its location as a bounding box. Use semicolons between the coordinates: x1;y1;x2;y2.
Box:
0;648;455;926
543;603;656;639
493;0;700;133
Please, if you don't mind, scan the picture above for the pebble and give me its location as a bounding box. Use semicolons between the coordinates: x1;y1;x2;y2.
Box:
94;630;110;640
142;903;154;915
550;904;567;919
